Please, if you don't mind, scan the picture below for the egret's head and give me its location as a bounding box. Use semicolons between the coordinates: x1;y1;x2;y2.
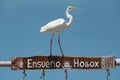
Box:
67;6;76;11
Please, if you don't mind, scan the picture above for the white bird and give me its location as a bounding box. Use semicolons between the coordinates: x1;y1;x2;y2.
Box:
40;6;76;56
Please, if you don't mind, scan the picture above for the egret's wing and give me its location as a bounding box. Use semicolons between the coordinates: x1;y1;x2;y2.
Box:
46;19;65;27
40;18;66;33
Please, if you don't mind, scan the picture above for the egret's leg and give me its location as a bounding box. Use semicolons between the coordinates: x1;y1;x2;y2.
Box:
58;32;64;56
50;34;54;56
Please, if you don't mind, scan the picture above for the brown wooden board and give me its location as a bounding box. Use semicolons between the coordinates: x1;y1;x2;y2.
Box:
11;55;115;70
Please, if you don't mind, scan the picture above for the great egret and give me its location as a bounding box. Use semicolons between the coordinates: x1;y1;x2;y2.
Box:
40;6;76;56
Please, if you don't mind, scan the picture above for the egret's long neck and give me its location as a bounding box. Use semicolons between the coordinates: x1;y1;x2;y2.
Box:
66;9;73;27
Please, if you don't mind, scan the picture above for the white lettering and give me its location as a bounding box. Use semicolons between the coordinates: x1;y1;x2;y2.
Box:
85;62;89;67
27;59;32;68
79;61;84;67
27;58;99;69
46;61;50;68
90;61;94;67
27;59;62;68
95;61;99;67
56;62;61;68
74;59;79;67
73;59;99;68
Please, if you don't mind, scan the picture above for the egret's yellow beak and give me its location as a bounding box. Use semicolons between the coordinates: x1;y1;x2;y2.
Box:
72;7;77;10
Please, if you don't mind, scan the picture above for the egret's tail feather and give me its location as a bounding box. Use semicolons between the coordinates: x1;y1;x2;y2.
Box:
40;27;46;33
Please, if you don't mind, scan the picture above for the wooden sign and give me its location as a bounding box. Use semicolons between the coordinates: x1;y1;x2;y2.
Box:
11;55;115;70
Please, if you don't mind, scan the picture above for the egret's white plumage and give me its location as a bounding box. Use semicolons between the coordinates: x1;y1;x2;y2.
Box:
40;18;67;33
40;6;76;56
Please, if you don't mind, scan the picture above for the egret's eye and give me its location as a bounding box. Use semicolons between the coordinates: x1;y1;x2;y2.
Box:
69;7;72;9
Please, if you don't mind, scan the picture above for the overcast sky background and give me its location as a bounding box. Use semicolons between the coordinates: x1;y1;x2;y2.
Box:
0;0;120;80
